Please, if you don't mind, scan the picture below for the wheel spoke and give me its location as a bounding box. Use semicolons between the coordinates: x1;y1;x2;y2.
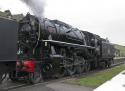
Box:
67;66;76;76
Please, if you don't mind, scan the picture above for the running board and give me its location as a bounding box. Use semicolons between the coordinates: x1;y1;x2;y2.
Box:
42;40;95;49
50;54;64;59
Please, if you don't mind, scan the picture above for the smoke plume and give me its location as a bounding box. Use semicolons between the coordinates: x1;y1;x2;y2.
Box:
21;0;45;17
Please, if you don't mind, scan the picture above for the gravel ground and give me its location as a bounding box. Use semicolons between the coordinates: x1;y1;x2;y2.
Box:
46;82;94;91
0;80;94;91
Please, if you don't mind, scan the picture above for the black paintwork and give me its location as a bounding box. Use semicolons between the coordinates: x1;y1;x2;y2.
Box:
19;14;86;47
18;14;115;60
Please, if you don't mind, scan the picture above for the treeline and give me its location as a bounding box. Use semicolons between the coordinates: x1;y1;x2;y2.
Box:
115;44;125;57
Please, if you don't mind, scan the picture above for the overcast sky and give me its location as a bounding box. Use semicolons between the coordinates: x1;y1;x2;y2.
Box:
0;0;125;45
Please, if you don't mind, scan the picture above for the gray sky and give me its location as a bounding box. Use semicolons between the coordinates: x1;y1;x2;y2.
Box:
0;0;125;45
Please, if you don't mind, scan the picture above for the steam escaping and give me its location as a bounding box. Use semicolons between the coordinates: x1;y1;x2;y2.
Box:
21;0;45;17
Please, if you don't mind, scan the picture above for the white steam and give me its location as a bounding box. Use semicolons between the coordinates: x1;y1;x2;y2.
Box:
21;0;45;17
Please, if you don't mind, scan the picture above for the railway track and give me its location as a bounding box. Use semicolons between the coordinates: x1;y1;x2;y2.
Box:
1;58;125;91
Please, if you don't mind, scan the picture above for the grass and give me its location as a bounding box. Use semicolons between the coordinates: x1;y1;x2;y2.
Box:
66;65;125;88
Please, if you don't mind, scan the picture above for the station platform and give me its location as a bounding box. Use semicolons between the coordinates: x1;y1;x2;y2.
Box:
94;70;125;91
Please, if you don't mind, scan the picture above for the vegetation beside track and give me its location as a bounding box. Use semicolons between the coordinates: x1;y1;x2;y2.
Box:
115;44;125;57
66;65;125;88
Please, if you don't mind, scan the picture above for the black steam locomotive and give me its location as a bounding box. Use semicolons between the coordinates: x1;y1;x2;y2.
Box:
0;16;18;83
10;14;115;84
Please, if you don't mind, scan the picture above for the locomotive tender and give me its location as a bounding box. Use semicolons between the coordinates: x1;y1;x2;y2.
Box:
0;16;18;83
10;14;115;84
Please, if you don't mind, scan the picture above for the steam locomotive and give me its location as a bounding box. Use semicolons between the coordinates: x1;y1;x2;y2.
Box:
10;14;115;84
0;16;18;83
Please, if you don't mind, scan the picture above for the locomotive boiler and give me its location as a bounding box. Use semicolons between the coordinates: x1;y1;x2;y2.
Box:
11;14;115;84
